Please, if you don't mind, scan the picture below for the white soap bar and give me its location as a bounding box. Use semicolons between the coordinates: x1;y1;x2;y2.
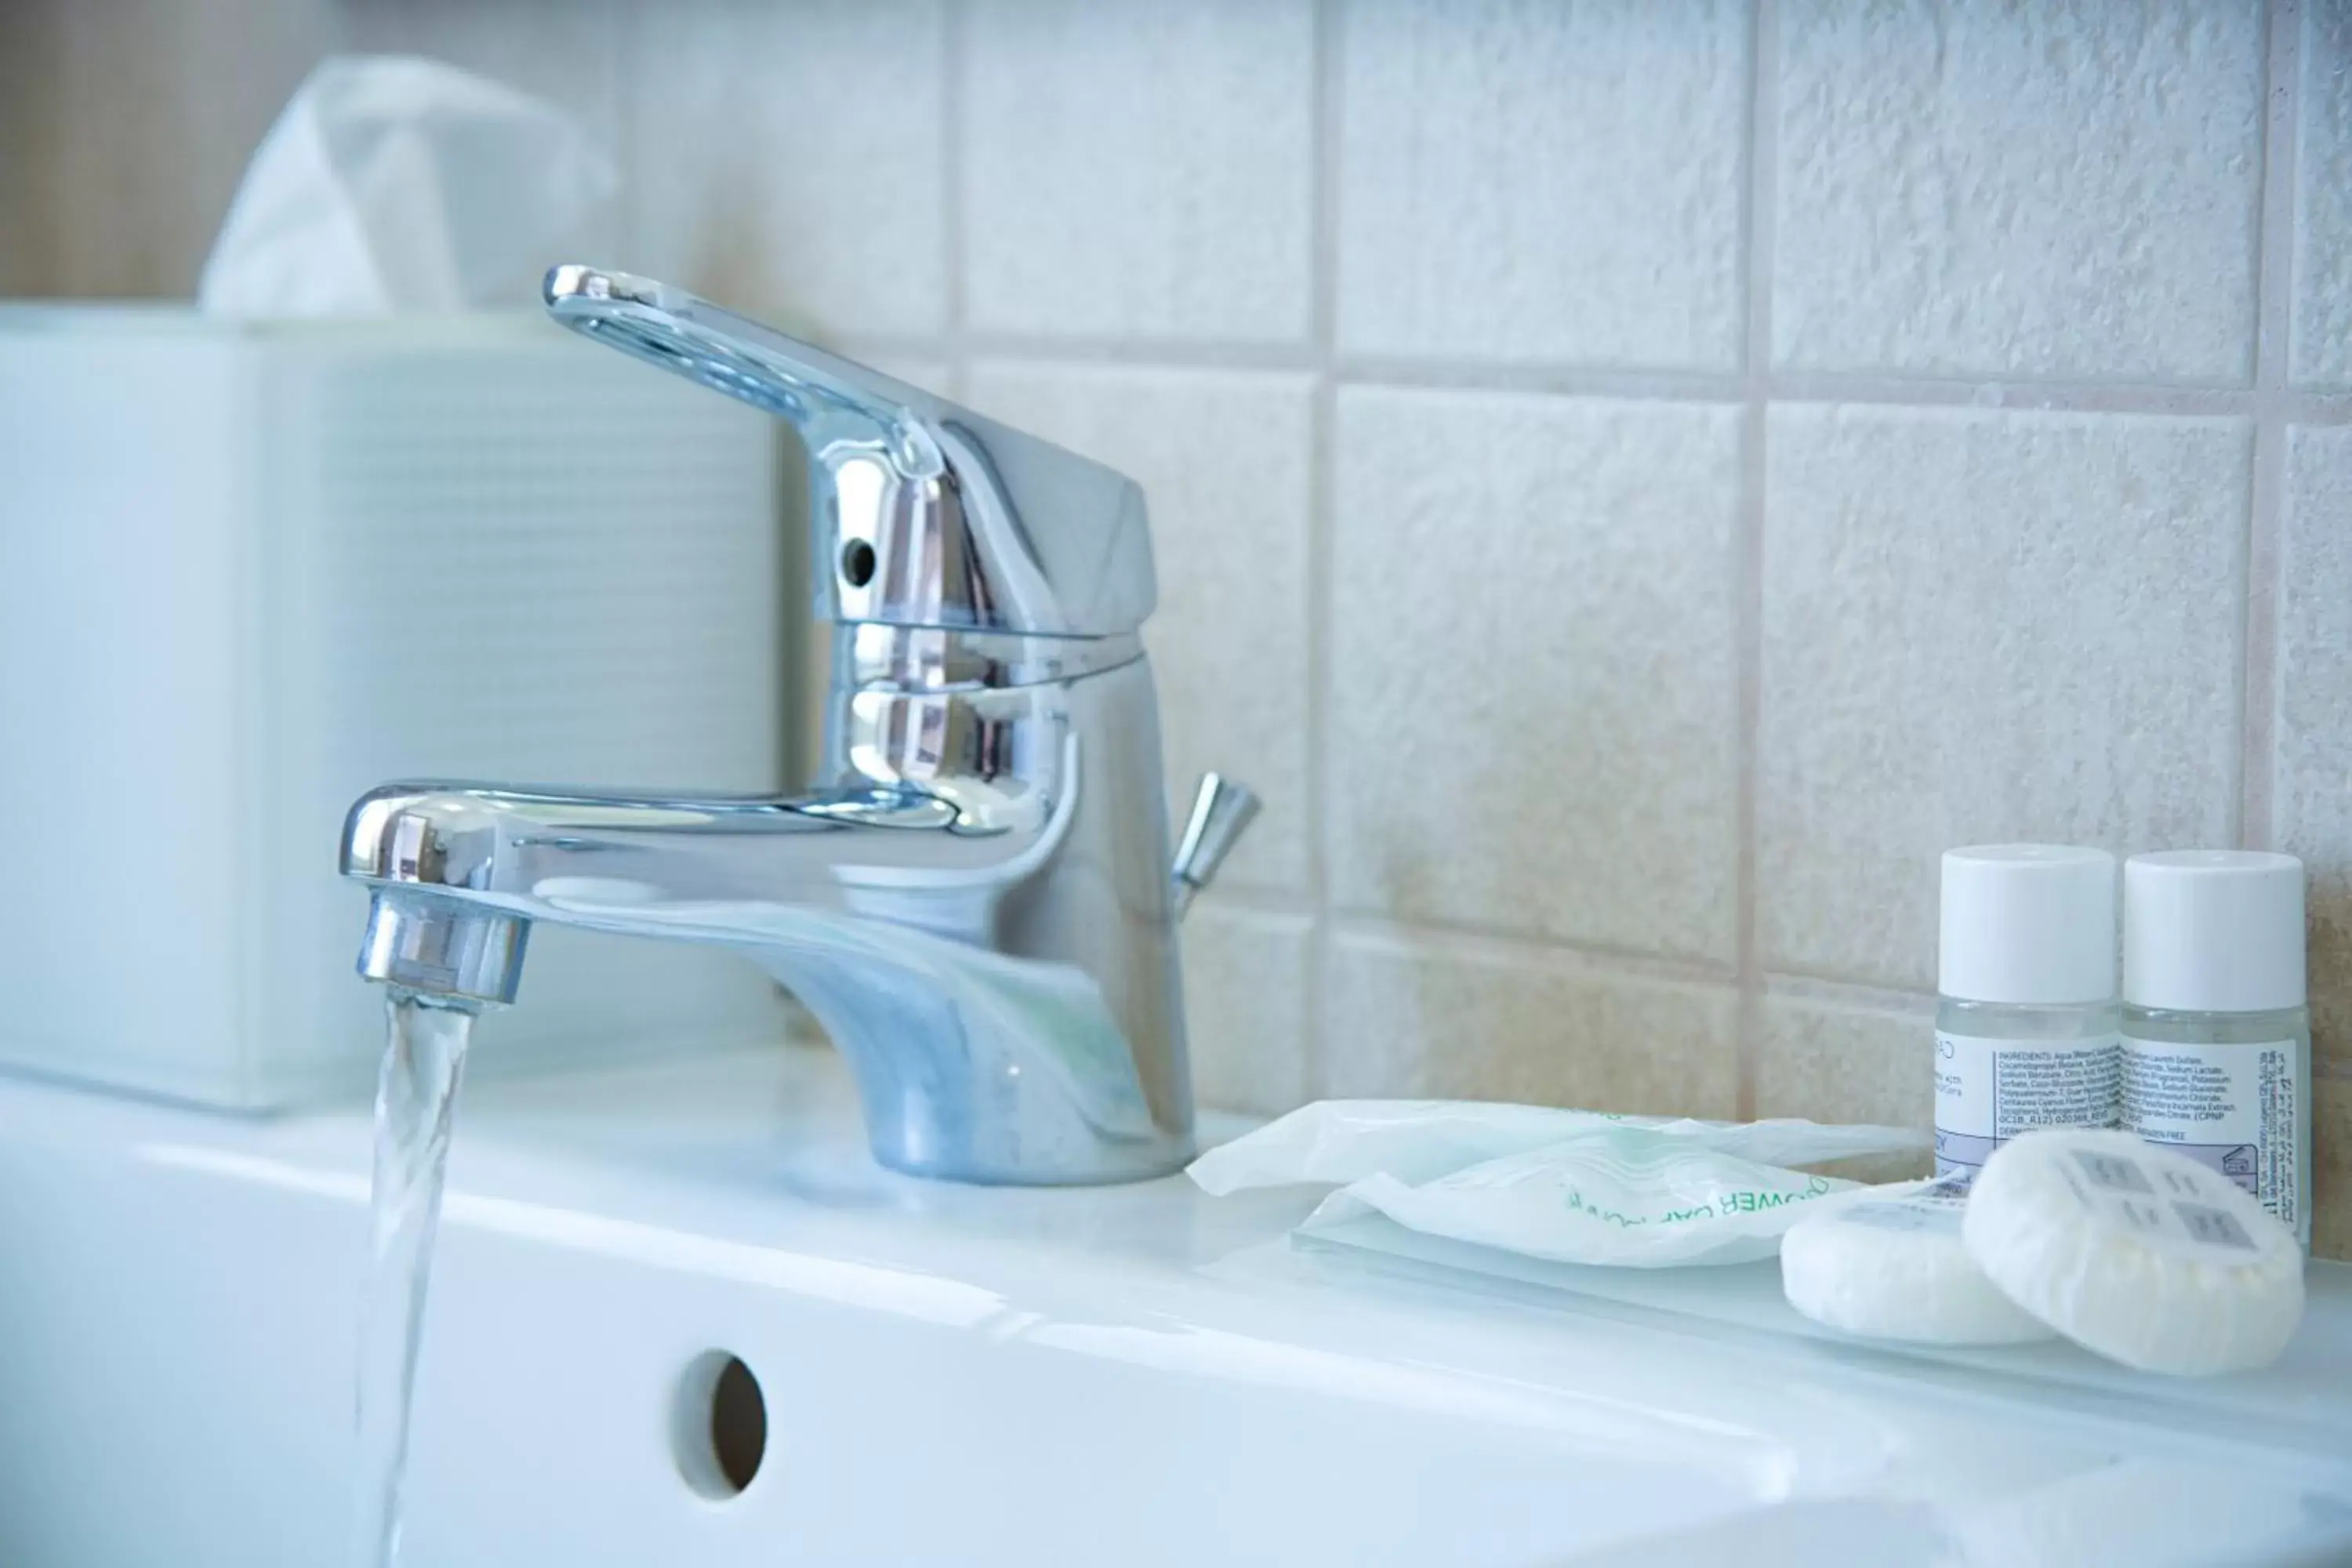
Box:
1780;1178;2055;1345
1962;1129;2305;1376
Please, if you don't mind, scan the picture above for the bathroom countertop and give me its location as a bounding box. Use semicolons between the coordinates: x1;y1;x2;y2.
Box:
2;1041;2349;1566
12;1039;2352;1445
256;1043;2352;1445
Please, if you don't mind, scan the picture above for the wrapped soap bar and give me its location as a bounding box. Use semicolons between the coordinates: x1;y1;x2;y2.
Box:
1192;1100;1930;1269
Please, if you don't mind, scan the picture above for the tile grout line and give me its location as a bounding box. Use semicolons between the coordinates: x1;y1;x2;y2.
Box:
1301;0;1342;1105
1189;884;1321;920
828;325;2352;419
1324;907;1949;1015
608;0;640;270
1764;373;2332;417
2244;426;2285;845
1755;973;1939;1016
939;0;970;399
2244;0;2303;851
1327;915;1743;993
1733;0;1780;1121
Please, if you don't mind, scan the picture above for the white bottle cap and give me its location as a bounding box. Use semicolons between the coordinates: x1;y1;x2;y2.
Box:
2123;851;2305;1013
1939;844;2117;1005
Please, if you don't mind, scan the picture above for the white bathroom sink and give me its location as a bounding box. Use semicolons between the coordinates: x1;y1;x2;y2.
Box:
1;1043;2347;1567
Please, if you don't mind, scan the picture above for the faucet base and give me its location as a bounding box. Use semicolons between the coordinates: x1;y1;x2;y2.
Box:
866;1133;1195;1189
742;942;1195;1187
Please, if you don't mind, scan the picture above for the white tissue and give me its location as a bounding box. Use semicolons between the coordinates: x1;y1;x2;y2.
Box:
199;55;616;317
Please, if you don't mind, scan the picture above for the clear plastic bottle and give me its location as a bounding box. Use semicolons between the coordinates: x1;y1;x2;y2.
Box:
1933;845;2121;1184
2122;851;2311;1248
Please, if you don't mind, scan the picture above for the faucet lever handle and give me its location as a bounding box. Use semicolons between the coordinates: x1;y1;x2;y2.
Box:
1171;773;1261;919
543;264;1156;641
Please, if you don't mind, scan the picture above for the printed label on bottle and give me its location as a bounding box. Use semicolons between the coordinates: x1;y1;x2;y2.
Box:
2122;1038;2300;1234
1933;1032;2119;1181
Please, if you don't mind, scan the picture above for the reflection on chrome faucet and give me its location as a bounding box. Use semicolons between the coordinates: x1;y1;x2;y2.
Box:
340;267;1253;1185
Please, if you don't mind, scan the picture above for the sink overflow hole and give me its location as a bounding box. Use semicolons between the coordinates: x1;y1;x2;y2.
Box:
673;1351;768;1501
840;539;877;588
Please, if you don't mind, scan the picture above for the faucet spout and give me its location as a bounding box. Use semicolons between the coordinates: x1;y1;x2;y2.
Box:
343;646;1196;1185
342;773;1054;938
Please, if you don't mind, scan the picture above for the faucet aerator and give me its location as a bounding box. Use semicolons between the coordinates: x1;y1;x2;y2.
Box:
359;891;528;1008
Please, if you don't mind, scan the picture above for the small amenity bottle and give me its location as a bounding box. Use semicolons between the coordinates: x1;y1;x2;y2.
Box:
2122;851;2311;1249
1935;845;2121;1183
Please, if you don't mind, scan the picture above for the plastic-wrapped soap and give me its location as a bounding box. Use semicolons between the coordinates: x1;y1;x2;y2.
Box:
1780;1178;2055;1346
1961;1128;2305;1376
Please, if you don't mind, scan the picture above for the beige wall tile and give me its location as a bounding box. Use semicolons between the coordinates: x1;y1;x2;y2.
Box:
1777;0;2263;381
22;0;340;297
2278;427;2352;1073
1337;0;1747;370
2296;2;2352;389
966;362;1316;898
1329;387;1741;964
1755;985;1936;1182
1754;986;1934;1133
2317;1076;2351;1262
963;0;1315;343
1181;905;1312;1118
1759;406;2248;991
623;0;946;336
0;2;55;292
1322;928;1739;1116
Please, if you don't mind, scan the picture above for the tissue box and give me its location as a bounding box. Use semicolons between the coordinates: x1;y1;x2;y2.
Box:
0;307;793;1108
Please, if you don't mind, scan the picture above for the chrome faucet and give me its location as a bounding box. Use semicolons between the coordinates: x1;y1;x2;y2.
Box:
341;266;1254;1185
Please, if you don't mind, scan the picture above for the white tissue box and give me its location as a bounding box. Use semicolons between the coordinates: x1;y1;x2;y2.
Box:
0;307;793;1108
